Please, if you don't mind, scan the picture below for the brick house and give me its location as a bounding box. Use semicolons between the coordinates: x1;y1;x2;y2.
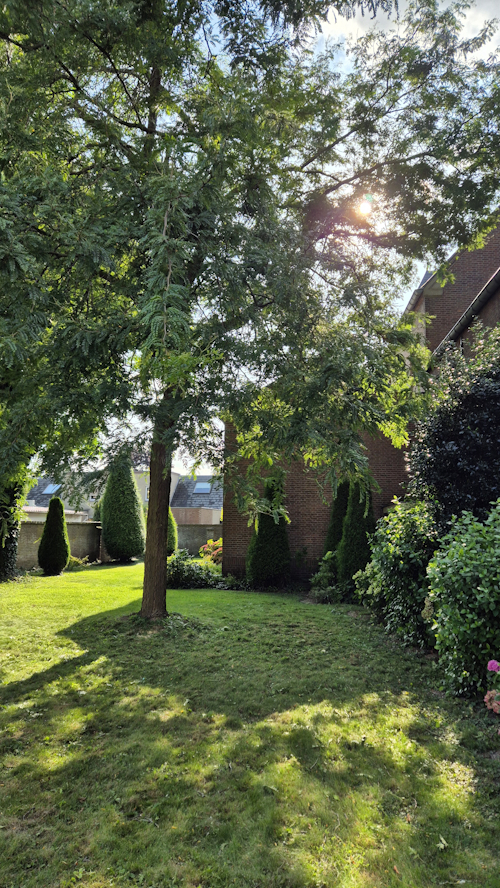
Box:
222;225;500;578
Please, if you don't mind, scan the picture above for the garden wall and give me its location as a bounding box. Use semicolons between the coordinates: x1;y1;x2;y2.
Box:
17;521;101;570
177;523;222;556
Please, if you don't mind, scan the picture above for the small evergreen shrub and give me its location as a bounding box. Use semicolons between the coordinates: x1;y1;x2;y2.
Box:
92;498;101;522
355;498;437;647
101;451;146;562
323;480;349;558
65;555;89;571
427;501;500;696
309;551;342;603
167;507;178;556
336;482;375;589
200;537;223;564
246;479;290;588
38;497;70;576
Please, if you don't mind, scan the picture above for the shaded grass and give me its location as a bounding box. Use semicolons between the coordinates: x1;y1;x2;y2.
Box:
1;563;499;888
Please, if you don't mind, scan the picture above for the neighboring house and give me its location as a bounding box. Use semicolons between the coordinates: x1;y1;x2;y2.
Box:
170;475;223;555
223;225;500;578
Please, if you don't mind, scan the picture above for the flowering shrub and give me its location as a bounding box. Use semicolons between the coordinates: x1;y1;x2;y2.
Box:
199;537;223;564
485;659;500;725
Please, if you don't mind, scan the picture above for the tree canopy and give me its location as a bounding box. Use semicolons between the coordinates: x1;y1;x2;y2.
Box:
1;0;500;610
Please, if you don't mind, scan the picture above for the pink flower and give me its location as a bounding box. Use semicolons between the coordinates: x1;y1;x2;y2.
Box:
487;660;500;672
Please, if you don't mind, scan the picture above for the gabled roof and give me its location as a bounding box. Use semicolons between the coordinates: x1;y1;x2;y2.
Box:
27;476;63;508
170;475;223;510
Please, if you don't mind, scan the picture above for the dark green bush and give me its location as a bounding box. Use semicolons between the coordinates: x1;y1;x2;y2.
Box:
92;498;101;522
38;497;70;576
0;485;22;581
167;507;178;556
427;501;500;695
336;482;375;588
246;479;290;588
323;480;349;558
310;551;341;603
101;451;145;561
409;327;500;529
355;498;437;647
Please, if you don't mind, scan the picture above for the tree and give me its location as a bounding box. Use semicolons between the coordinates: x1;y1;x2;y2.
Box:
337;482;375;586
38;497;70;575
1;0;500;618
246;479;291;587
101;452;146;562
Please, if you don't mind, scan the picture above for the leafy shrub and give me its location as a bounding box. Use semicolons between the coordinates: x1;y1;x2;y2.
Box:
309;551;343;603
355;498;437;647
336;482;375;589
409;327;500;529
200;537;223;564
0;484;23;581
323;480;349;559
167;549;222;589
65;555;89;572
101;451;145;562
38;497;70;575
246;479;290;588
427;500;500;695
167;507;178;556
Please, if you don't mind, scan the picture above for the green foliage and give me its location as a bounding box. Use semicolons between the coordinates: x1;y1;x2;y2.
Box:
246;480;291;588
0;486;21;581
427;501;500;696
409;327;500;529
65;555;89;572
355;499;438;647
101;453;146;562
167;507;178;557
166;550;222;590
309;551;342;603
324;480;350;559
37;497;70;576
199;537;223;564
336;482;375;589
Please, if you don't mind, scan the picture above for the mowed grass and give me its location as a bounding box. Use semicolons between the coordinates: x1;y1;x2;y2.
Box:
1;565;499;888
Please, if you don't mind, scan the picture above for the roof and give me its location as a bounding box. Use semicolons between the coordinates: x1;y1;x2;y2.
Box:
27;476;63;508
170;475;223;510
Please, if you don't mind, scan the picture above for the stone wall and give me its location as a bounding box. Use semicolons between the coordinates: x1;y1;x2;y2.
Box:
17;521;100;570
177;524;222;556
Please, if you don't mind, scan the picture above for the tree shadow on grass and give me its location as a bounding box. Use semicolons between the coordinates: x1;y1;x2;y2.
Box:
1;599;499;887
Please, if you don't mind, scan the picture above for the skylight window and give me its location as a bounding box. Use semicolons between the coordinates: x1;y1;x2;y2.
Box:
194;482;211;494
42;483;61;495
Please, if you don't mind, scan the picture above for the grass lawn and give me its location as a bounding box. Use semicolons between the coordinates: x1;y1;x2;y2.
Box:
1;564;499;888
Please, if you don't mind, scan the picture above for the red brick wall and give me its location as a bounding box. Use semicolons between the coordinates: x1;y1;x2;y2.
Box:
424;227;500;351
223;424;408;578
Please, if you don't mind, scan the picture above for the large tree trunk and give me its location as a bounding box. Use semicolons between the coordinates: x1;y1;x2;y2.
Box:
141;439;171;618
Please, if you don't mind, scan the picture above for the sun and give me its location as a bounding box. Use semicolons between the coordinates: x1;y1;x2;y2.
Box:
358;199;372;216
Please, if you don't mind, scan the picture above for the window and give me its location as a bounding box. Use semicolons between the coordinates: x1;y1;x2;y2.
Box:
145;486;149;501
194;482;211;494
42;483;61;495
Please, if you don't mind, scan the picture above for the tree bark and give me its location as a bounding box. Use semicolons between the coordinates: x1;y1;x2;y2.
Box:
141;438;171;618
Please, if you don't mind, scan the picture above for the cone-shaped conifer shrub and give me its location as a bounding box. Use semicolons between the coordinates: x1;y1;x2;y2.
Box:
337;482;375;587
246;479;290;588
101;451;145;561
38;497;70;575
167;506;178;556
323;479;350;557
